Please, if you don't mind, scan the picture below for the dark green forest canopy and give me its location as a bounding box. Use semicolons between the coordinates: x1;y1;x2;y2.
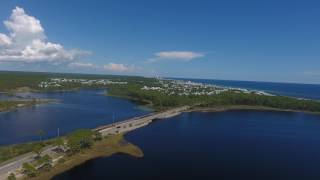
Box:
0;71;154;92
1;71;320;113
107;83;320;113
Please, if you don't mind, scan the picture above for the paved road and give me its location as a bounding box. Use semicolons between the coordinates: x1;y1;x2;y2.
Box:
0;146;57;180
0;106;190;179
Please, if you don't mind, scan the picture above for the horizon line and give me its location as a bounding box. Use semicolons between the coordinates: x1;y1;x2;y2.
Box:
1;69;319;86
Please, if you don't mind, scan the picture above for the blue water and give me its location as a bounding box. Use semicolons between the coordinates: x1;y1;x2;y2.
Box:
1;80;320;179
0;90;150;145
175;78;320;100
54;110;320;180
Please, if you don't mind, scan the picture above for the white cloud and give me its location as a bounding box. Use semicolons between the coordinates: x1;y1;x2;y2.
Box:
0;7;89;63
103;63;137;73
0;33;12;46
148;51;205;62
69;62;96;69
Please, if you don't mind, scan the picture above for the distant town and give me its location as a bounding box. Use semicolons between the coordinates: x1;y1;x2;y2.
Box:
1;71;320;180
142;79;273;96
38;78;127;88
38;77;272;97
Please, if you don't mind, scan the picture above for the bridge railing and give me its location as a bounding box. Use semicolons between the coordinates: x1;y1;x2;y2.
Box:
94;106;189;131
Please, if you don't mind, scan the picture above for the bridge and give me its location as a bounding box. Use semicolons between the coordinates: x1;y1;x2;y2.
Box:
95;106;189;136
0;106;189;179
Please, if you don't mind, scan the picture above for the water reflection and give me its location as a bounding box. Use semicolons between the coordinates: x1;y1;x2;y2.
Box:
0;90;150;145
55;110;320;180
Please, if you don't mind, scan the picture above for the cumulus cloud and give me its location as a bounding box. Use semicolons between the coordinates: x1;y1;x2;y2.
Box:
0;33;12;46
148;51;205;62
0;7;89;63
103;63;137;73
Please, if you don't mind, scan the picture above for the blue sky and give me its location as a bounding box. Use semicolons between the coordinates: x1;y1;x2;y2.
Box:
0;0;319;84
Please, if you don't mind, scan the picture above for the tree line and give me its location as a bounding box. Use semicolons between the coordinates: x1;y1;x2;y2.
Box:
107;84;320;112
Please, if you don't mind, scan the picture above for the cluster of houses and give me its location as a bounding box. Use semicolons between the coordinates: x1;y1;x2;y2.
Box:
141;79;273;96
38;78;127;88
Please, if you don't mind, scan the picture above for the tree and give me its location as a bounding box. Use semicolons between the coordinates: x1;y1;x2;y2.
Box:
32;144;43;157
66;129;94;154
22;163;38;177
54;137;65;147
93;131;102;141
7;173;16;180
36;129;46;142
38;155;52;172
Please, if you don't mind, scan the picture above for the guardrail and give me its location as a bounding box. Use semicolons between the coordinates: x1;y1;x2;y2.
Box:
94;106;189;132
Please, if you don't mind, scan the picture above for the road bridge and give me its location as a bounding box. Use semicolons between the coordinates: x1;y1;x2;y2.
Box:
95;106;189;136
0;106;189;179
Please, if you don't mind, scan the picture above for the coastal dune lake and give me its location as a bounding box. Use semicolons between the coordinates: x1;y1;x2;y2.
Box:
0;90;150;145
55;110;320;180
1;81;320;179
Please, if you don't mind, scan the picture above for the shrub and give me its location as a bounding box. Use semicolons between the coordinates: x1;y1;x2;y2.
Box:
22;163;38;177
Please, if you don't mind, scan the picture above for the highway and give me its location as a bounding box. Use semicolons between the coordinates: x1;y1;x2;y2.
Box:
0;146;57;179
0;106;189;179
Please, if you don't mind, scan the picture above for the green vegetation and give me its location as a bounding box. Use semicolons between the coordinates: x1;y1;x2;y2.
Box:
2;70;319;114
29;134;143;180
31;144;43;157
1;70;320;179
197;92;320;112
7;173;16;180
0;129;100;165
66;129;95;154
0;140;54;164
0;71;151;92
54;137;65;147
0;100;42;112
1;129;103;179
0;71;94;91
22;162;38;177
107;83;320;113
36;155;53;172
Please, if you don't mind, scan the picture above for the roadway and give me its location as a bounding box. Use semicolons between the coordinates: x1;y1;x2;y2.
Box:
0;146;57;180
0;106;189;179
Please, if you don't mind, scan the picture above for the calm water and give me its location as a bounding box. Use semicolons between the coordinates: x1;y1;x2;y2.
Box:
0;90;150;145
176;78;320;100
55;110;320;180
1;80;320;179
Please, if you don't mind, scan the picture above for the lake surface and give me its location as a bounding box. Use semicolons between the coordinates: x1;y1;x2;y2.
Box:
175;78;320;100
55;110;320;180
0;90;150;145
1;80;320;179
